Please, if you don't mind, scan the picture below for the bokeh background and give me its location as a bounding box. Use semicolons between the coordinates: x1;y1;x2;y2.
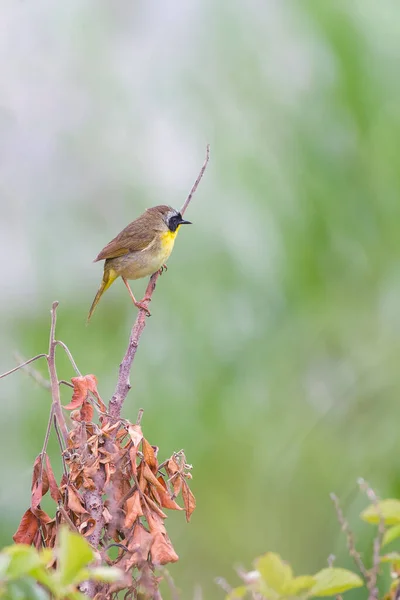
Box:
1;0;400;597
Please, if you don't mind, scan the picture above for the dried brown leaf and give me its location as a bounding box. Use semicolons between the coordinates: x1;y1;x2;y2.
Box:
124;523;154;570
124;491;143;529
79;517;96;537
138;463;147;493
13;508;39;544
129;445;138;477
143;495;168;520
142;438;157;472
166;456;180;476
150;532;179;565
80;400;94;422
112;472;131;505
67;485;87;514
181;480;196;522
45;455;61;503
171;474;182;498
146;510;166;535
128;424;143;447
143;464;166;493
156;477;183;511
64;374;103;415
31;456;49;510
64;375;94;410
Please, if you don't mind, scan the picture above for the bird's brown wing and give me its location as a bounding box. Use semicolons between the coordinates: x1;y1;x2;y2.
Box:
94;213;157;262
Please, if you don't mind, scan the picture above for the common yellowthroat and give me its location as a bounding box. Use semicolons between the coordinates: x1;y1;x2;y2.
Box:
88;205;191;321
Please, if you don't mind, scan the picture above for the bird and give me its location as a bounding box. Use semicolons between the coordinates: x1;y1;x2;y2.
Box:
88;205;191;321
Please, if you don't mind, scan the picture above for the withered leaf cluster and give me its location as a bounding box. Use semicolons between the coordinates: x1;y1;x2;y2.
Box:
13;375;196;596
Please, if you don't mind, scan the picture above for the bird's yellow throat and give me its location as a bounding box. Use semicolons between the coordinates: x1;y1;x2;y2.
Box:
160;226;180;251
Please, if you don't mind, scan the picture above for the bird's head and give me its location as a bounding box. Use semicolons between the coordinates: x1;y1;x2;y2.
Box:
149;205;192;232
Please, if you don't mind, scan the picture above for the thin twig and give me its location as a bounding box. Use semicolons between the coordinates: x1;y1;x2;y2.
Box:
47;303;69;445
55;340;82;376
14;352;50;389
161;568;180;600
358;478;385;600
108;145;210;422
59;379;74;389
53;415;68;476
136;408;144;425
180;145;210;216
0;353;47;379
58;504;79;532
330;493;368;579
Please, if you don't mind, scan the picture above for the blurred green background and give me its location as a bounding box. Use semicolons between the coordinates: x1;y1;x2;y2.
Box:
2;0;400;597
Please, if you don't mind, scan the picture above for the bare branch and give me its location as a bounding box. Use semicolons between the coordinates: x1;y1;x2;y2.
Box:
0;353;47;379
160;568;180;600
59;379;74;389
47;302;69;445
330;493;368;579
55;340;82;376
13;352;50;388
180;144;210;216
358;478;385;600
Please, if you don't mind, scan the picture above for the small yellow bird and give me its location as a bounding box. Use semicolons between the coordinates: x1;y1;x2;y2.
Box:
88;205;191;321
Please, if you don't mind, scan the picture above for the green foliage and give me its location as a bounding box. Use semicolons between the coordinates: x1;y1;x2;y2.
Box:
0;527;122;600
362;500;400;525
225;552;362;600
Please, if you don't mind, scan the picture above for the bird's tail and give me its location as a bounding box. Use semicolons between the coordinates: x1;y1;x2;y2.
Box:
87;268;118;322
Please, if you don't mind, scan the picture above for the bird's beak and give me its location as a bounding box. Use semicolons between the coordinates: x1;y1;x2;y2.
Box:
179;219;192;225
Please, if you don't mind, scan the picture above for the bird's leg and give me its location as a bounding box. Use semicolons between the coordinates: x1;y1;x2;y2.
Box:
158;263;168;276
122;277;151;317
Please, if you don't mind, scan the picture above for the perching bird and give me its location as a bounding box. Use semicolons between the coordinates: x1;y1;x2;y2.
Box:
88;205;191;321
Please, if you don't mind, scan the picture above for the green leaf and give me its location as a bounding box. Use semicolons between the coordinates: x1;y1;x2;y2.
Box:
383;524;400;547
0;553;11;577
285;575;316;595
310;568;363;597
56;527;94;587
5;578;50;600
255;552;293;594
381;552;400;567
4;545;43;581
87;566;125;583
361;499;400;525
64;592;86;600
226;586;248;599
28;565;57;596
71;565;124;585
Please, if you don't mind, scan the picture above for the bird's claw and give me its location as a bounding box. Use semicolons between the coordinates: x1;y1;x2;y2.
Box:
135;298;152;317
159;264;168;276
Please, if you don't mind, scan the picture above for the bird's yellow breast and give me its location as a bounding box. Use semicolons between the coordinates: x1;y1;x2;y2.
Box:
159;227;179;260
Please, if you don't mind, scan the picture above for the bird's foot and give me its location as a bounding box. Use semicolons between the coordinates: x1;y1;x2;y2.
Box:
135;297;152;317
159;264;168;275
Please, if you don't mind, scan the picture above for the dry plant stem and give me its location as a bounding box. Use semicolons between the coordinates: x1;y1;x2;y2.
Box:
358;478;385;600
161;568;180;600
48;303;69;445
109;273;158;421
180;144;210;216
55;340;82;376
14;351;51;389
330;494;368;579
0;353;47;379
108;144;210;423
